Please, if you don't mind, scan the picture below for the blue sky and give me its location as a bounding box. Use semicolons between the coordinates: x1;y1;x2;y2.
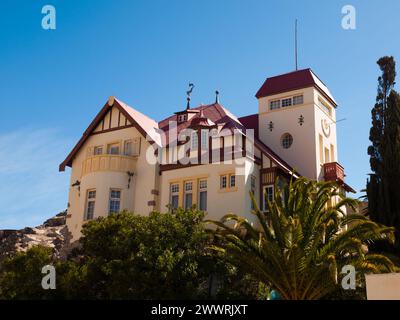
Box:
1;0;399;229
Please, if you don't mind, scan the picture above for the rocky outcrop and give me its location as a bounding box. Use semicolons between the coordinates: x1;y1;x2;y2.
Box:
0;211;72;261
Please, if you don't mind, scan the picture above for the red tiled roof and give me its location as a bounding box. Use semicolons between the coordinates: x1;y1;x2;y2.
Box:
238;113;300;177
238;113;259;137
158;103;244;145
60;98;299;177
255;68;337;106
254;137;300;178
190;109;216;128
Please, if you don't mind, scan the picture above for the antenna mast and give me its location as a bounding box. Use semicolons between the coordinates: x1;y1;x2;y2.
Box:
295;19;298;70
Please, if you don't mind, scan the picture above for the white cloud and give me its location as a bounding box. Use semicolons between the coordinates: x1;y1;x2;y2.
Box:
0;128;71;229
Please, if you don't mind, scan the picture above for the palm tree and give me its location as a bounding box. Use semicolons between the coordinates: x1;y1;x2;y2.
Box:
207;177;395;300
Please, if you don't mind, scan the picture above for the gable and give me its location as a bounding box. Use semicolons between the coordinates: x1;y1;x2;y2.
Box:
59;97;159;171
93;106;133;133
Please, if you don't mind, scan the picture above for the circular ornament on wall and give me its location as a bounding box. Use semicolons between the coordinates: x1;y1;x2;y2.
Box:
281;133;293;149
321;119;331;137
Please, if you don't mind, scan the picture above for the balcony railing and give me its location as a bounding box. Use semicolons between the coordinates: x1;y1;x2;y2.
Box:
81;154;136;177
323;162;345;182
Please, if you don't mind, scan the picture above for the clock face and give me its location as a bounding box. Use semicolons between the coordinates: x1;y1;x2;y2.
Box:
321;119;331;137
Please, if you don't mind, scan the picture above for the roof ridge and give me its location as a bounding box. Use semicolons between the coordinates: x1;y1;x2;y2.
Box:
265;68;311;80
308;68;329;88
115;97;158;126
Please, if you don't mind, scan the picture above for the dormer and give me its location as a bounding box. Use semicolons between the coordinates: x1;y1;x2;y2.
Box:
174;108;199;123
190;109;216;128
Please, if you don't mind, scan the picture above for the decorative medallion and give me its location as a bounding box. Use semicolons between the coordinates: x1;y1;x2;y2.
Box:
321;119;331;137
298;115;304;126
268;121;274;132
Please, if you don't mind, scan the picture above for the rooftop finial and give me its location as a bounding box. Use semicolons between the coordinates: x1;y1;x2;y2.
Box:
215;90;219;104
186;83;195;109
108;96;115;106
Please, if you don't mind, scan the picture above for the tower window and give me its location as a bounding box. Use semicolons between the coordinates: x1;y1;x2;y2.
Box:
184;181;193;209
178;114;188;123
318;97;332;116
201;130;208;150
124;140;132;156
270;100;280;110
84;189;96;220
191;131;198;150
230;174;236;188
107;143;120;155
250;175;256;210
220;175;227;189
109;189;121;214
281;133;293;149
281;98;292;107
293;95;304;105
263;185;274;211
198;179;207;211
93;146;103;155
170;183;179;209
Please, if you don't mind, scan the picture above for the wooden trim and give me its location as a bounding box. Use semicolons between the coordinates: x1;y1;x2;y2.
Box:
260;167;278;185
242;134;246;158
209;135;212;164
168;174;209;184
220;137;224;162
59;99;158;171
118;111;121;127
197;129;201;164
109;108;112;128
91;124;134;135
160;163;202;173
231;133;234;160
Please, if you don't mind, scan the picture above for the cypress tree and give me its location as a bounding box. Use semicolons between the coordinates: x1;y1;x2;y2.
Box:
367;56;400;253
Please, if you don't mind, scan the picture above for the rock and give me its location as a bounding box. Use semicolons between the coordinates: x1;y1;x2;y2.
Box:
0;211;72;261
22;227;36;234
56;211;67;217
45;230;59;238
43;216;66;228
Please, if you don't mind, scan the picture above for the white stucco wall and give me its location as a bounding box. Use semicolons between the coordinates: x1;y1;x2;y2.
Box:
65;126;157;240
159;158;259;224
366;273;400;300
257;87;337;181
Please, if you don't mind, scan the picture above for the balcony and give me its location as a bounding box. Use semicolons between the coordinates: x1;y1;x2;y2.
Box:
81;154;136;177
323;162;345;182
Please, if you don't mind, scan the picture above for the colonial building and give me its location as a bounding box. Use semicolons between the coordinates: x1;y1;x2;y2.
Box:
60;68;354;240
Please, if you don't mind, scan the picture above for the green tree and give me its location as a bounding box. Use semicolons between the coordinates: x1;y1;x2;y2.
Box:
0;246;55;300
367;56;400;253
0;209;260;300
208;177;395;300
61;209;218;299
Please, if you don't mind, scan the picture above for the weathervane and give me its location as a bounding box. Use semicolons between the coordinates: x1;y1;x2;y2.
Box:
186;83;195;109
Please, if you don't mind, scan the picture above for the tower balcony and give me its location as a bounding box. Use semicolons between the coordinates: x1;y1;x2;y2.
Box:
323;162;345;182
323;162;355;193
81;154;136;178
